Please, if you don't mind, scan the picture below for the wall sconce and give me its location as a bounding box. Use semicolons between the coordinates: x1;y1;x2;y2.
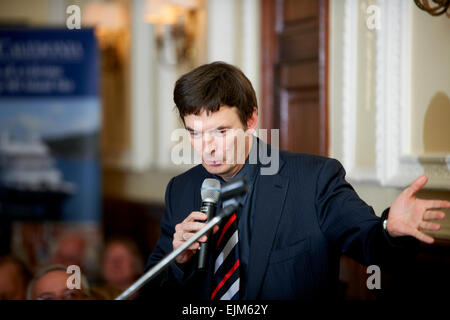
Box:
144;0;199;66
83;1;129;61
82;0;131;159
414;0;450;17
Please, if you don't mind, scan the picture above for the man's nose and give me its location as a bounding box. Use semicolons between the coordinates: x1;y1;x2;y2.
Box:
203;133;215;154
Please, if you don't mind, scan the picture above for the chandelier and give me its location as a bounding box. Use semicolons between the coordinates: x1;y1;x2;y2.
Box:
414;0;450;16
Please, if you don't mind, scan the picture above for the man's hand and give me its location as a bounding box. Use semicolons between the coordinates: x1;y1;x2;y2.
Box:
387;175;450;244
173;211;219;266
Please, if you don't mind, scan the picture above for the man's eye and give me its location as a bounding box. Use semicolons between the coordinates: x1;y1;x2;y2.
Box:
190;131;201;138
213;129;227;136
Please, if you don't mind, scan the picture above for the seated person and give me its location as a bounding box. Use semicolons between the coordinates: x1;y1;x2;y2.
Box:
27;264;90;300
90;237;143;299
51;233;87;271
0;255;31;300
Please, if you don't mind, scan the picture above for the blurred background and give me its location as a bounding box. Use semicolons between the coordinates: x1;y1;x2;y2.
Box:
0;0;449;300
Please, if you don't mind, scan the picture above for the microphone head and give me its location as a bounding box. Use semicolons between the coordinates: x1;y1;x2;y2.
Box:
201;178;221;203
220;177;248;201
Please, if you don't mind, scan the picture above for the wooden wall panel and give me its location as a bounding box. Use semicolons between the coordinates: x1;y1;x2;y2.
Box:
261;0;328;156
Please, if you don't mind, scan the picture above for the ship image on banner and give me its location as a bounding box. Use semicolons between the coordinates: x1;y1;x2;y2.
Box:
0;131;75;218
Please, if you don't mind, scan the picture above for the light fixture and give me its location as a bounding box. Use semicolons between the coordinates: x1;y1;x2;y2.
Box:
83;1;128;31
82;1;129;62
414;0;450;17
144;0;198;24
144;0;199;66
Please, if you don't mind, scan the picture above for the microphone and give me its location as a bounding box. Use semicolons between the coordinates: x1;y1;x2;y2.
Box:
198;178;221;270
220;177;249;201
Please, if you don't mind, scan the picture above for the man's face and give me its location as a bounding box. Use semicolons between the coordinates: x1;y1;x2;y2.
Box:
31;270;86;300
184;106;257;181
52;235;85;267
103;243;136;289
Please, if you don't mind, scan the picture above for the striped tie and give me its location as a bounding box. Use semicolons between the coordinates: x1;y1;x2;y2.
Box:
210;212;240;300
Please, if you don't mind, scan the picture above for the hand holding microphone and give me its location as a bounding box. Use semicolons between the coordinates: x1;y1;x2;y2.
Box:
172;179;220;267
198;179;221;270
116;178;247;300
172;177;248;268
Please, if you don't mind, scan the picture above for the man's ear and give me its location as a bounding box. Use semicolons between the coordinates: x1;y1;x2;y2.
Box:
246;107;258;134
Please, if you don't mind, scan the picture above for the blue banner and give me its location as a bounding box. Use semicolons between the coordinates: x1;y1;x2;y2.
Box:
0;28;101;222
0;28;99;97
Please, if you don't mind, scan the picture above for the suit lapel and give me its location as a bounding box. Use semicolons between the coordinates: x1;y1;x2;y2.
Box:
246;165;289;299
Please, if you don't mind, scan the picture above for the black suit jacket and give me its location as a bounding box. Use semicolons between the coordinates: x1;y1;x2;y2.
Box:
141;139;417;300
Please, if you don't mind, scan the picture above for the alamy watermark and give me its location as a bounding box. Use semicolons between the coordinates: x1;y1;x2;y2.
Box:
66;5;81;30
366;265;381;290
366;5;381;30
66;265;81;290
171;126;280;176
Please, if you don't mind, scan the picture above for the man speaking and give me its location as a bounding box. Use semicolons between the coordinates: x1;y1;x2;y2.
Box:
140;62;449;300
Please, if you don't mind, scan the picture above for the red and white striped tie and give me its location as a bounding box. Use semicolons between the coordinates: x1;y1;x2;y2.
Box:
210;212;240;300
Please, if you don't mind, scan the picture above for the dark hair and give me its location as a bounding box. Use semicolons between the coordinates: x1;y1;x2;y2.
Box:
173;61;257;126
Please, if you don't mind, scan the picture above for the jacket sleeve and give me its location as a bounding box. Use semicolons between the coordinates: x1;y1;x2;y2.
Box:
137;177;196;300
315;158;418;271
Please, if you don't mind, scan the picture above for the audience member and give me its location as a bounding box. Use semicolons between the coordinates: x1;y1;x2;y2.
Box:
89;237;144;299
27;264;90;300
0;255;31;300
51;233;87;268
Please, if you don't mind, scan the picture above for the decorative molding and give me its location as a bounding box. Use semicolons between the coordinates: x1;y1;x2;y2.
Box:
340;0;450;189
341;0;377;182
375;0;450;189
342;0;357;174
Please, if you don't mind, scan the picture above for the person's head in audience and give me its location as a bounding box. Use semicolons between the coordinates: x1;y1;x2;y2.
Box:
51;233;87;268
102;237;144;291
0;255;31;300
27;264;90;300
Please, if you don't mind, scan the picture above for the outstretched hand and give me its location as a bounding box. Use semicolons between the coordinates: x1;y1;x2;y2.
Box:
387;175;450;244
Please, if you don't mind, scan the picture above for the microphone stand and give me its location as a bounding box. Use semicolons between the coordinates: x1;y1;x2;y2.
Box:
115;199;241;300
